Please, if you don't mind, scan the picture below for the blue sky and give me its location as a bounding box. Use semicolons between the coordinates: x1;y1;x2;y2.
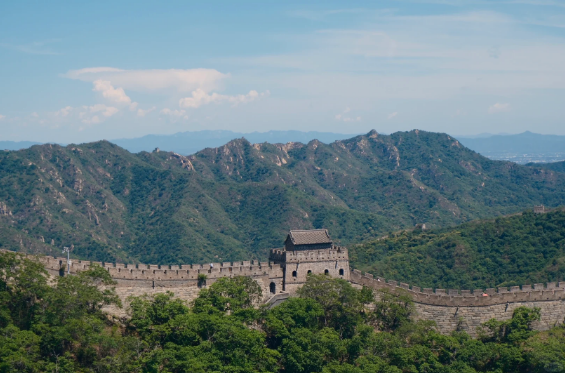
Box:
1;0;565;143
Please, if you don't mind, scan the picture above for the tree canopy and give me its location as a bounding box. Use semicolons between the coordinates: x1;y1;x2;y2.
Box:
1;252;564;372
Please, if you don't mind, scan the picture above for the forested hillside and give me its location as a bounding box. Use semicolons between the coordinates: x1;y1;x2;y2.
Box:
1;252;564;373
527;160;565;173
350;208;565;289
1;130;565;265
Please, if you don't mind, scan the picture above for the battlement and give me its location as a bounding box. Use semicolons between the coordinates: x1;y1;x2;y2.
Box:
4;248;565;334
6;249;564;307
349;270;565;306
269;246;348;263
9;251;284;282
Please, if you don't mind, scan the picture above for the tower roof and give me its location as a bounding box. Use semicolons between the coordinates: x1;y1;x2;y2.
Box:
287;229;332;245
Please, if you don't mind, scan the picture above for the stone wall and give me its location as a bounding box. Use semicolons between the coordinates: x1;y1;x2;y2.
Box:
349;270;565;335
270;246;350;293
25;252;284;317
4;249;565;334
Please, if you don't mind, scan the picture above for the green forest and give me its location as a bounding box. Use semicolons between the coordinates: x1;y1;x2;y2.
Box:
1;251;564;373
350;208;565;289
2;130;565;265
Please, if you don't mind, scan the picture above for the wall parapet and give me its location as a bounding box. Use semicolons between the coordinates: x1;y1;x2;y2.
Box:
2;250;284;282
349;270;565;307
4;249;564;308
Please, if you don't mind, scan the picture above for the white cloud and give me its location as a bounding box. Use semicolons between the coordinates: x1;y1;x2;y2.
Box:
93;80;131;104
0;115;5;121
79;104;119;124
137;106;156;117
66;68;228;93
388;112;398;119
55;106;73;117
82;115;101;125
160;108;187;118
31;112;39;118
67;67;123;77
179;89;269;109
92;80;138;110
335;107;361;122
488;103;511;113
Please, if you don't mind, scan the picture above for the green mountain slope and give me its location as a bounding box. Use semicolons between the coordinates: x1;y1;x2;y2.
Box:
350;208;565;289
1;130;565;265
526;160;565;173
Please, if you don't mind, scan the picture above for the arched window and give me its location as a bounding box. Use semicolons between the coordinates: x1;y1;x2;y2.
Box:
270;282;276;294
292;270;297;277
339;268;344;276
324;269;329;275
307;270;312;275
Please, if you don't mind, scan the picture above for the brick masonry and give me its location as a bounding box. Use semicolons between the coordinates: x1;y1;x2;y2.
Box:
5;248;565;334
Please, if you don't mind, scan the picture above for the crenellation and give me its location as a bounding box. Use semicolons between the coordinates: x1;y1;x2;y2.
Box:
3;225;565;335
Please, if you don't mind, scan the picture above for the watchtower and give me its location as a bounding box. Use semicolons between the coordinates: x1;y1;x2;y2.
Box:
269;229;350;294
534;205;546;214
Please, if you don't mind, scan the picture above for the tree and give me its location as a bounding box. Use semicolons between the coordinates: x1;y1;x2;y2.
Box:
193;276;262;316
297;275;369;338
0;252;49;329
371;288;415;332
479;306;541;344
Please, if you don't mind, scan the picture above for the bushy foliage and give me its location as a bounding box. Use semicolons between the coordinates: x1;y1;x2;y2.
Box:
351;208;565;289
1;252;564;372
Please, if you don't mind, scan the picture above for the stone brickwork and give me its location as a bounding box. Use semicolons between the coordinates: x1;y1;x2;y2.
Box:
270;246;350;294
28;252;284;316
350;270;565;335
4;245;565;334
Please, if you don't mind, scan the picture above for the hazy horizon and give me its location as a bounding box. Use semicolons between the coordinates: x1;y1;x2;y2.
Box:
2;1;565;143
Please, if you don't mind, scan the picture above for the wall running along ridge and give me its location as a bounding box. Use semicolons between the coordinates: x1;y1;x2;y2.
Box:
4;249;564;335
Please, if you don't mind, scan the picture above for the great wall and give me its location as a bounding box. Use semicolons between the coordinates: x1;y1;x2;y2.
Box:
4;229;565;335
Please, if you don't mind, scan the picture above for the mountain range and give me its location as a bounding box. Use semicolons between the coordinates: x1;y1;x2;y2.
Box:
2;130;565;265
112;130;359;155
3;130;565;165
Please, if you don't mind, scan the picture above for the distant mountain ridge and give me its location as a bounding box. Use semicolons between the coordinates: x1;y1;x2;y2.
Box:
2;130;565;265
0;140;42;151
113;130;360;155
3;130;565;166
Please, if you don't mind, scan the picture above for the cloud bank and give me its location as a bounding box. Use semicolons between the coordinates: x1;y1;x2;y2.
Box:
66;68;229;93
179;89;269;109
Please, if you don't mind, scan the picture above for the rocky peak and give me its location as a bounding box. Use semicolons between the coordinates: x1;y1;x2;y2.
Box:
0;202;12;216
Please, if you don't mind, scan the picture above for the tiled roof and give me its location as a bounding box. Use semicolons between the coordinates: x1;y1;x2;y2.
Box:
288;229;332;245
